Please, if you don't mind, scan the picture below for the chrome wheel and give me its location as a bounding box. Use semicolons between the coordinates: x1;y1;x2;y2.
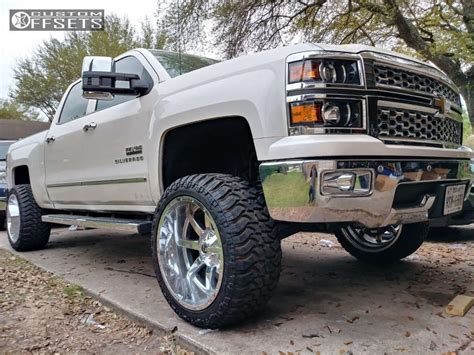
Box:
7;194;21;243
157;196;224;311
339;224;402;253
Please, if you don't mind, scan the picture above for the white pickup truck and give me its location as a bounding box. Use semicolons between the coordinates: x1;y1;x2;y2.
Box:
5;43;472;328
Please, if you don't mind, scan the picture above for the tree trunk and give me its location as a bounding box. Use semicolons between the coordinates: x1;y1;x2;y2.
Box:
461;82;474;127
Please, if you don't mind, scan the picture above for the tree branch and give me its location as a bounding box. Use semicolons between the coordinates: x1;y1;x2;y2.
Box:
460;0;474;34
382;0;467;87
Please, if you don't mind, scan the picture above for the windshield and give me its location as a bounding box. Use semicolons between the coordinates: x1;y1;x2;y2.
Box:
0;142;13;160
150;50;219;78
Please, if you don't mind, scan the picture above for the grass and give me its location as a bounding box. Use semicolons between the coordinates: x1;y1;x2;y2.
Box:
262;171;310;208
63;284;85;299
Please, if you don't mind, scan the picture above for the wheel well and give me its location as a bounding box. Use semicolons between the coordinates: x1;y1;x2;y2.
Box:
13;165;30;185
161;117;258;189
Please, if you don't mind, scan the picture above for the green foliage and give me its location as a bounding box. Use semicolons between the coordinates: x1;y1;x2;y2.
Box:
63;284;85;299
463;109;472;144
10;15;167;121
0;99;39;121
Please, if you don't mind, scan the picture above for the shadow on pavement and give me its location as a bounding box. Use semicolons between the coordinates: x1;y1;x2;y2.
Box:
427;225;474;243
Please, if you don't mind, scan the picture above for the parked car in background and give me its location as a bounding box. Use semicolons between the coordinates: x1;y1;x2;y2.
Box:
0;141;15;229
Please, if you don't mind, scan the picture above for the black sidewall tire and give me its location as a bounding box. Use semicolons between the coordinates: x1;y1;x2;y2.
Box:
7;185;51;251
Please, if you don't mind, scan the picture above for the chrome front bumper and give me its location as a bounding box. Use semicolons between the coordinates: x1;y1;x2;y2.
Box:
259;159;472;228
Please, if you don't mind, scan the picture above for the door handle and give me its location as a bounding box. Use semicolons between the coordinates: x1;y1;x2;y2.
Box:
83;122;97;132
45;136;55;143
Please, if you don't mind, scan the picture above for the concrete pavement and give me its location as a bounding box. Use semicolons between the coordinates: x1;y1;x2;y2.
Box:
1;227;473;354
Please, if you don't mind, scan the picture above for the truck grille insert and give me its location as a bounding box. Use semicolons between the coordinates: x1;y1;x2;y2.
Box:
374;64;461;107
377;107;462;147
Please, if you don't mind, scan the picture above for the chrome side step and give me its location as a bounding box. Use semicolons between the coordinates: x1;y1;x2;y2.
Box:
41;214;152;234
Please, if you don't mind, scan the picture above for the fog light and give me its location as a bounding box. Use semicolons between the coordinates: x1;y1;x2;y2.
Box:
321;170;373;196
323;173;355;192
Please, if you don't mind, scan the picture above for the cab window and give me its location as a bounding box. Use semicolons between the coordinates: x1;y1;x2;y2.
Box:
95;56;152;112
58;82;89;124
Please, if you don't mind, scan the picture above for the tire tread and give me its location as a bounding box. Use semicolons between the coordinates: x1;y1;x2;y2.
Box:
8;184;50;251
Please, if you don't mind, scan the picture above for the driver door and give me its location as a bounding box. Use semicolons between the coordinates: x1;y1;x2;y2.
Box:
44;54;156;212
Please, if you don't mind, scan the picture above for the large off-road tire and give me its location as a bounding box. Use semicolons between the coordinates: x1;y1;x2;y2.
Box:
151;174;281;328
6;185;51;251
335;222;429;265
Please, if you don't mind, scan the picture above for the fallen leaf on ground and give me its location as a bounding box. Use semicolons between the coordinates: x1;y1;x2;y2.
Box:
346;316;360;324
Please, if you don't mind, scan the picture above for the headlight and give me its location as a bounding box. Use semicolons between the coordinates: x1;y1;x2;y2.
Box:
289;99;363;129
288;59;360;85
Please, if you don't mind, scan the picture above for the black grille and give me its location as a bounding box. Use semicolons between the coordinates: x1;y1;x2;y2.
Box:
377;107;462;146
374;64;461;107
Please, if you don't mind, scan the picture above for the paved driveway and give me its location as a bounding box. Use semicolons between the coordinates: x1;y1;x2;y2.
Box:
1;227;473;354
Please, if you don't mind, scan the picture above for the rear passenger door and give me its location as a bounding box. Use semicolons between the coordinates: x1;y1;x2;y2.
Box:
44;53;157;212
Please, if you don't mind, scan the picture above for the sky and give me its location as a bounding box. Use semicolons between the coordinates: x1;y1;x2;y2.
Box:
0;0;159;100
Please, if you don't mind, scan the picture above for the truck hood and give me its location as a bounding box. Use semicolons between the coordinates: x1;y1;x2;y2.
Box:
8;130;48;153
312;43;433;67
157;43;448;95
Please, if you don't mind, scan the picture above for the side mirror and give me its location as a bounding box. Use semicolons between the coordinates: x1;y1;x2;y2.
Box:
81;56;151;100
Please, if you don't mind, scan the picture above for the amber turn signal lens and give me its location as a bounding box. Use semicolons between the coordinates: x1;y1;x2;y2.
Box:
288;60;320;83
290;102;322;124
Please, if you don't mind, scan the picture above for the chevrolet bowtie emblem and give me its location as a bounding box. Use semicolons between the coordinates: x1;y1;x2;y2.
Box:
433;95;450;114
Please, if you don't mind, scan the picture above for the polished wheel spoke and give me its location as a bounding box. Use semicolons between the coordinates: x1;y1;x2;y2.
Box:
177;238;200;251
204;214;212;229
186;203;205;237
7;195;21;243
186;256;204;278
206;246;222;255
186;256;206;299
205;266;217;291
158;196;224;311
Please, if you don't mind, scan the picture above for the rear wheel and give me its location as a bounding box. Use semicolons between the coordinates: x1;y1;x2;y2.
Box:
151;174;281;328
335;222;429;264
7;185;51;251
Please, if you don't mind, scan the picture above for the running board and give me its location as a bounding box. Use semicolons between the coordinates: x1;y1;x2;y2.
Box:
41;214;152;234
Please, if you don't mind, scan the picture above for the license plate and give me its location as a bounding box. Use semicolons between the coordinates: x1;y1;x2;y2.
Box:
443;184;465;215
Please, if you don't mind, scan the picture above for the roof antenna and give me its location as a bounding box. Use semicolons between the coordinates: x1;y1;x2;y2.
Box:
177;0;182;75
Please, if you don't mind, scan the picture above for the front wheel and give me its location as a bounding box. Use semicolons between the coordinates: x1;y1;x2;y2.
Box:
335;222;429;264
7;185;51;251
151;174;281;328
